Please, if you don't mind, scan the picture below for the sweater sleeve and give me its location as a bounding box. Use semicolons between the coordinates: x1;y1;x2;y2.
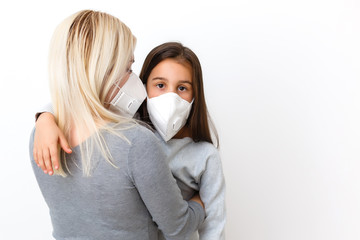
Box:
127;127;205;240
198;148;226;240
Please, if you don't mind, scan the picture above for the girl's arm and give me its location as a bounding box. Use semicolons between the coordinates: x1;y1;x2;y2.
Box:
33;112;72;175
198;149;226;240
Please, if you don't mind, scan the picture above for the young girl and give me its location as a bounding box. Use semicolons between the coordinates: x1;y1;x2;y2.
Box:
34;42;226;240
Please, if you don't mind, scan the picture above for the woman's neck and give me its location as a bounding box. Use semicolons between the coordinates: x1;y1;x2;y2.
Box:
69;125;85;148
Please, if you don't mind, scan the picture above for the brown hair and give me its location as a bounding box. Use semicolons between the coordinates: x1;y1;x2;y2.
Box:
139;42;219;147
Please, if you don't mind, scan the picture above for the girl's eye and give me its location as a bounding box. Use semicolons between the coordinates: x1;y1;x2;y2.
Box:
178;86;187;91
156;83;165;89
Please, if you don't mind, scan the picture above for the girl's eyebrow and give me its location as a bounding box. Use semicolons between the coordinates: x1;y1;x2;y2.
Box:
179;80;192;85
151;77;168;81
150;78;192;85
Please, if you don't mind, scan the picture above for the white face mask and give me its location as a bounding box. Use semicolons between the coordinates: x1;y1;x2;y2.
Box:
109;72;147;117
147;92;193;141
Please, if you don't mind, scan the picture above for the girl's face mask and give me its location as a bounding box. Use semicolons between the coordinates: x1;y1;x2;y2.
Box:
147;92;193;141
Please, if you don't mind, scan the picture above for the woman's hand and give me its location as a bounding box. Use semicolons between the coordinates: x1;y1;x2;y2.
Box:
33;113;72;175
190;192;205;209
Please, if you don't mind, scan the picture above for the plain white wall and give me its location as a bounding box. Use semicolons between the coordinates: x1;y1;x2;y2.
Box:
1;0;359;239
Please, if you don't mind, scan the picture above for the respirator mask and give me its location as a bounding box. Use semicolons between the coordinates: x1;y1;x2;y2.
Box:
109;72;147;117
147;92;193;141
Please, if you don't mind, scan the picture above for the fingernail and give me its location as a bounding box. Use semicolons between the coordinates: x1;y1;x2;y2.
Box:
49;171;53;175
55;165;59;170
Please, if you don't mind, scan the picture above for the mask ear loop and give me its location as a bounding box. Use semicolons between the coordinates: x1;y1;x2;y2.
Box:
104;83;123;106
104;70;129;106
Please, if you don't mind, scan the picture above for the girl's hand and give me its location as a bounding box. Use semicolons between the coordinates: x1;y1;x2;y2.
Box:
190;192;205;209
33;113;72;175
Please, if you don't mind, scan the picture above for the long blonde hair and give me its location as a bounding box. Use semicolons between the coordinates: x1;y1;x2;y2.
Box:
48;10;137;176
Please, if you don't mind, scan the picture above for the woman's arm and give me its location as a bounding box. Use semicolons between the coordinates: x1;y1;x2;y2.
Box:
127;127;205;239
33;112;72;175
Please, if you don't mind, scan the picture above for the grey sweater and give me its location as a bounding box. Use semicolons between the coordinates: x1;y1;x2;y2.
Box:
157;134;226;240
29;124;205;240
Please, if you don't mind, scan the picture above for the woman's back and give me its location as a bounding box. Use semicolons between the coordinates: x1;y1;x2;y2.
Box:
30;124;204;240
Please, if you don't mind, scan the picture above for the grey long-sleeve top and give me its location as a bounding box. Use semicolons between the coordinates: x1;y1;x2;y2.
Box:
29;123;205;240
157;134;226;240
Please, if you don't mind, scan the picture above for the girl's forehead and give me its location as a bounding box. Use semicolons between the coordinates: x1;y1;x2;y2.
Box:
153;59;192;75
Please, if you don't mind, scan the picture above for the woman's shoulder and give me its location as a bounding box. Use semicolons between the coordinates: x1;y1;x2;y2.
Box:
127;123;157;141
114;123;161;149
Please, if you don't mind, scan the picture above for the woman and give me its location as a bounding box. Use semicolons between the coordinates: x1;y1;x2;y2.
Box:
30;10;204;240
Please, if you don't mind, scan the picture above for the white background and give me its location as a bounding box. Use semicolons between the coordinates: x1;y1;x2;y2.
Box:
1;0;359;239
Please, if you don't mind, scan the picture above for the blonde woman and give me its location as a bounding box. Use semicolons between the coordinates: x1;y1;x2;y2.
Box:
30;10;204;240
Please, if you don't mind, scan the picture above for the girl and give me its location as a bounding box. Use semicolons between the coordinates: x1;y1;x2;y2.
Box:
34;42;225;240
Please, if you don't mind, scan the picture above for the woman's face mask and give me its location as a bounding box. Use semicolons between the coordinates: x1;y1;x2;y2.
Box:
109;72;147;117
